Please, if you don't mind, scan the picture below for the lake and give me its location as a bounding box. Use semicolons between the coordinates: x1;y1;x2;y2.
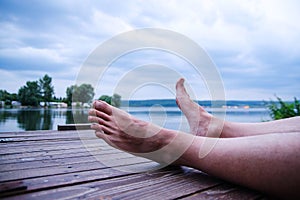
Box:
0;107;271;132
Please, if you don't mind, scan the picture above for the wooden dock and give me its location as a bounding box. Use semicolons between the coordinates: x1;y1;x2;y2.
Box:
0;129;266;199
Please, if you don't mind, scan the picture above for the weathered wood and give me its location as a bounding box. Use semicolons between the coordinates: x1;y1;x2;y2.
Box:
0;146;114;165
0;130;264;199
2;168;223;200
0;156;153;182
0;166;181;198
0;140;101;155
0;150;135;172
180;184;264;199
0;130;95;140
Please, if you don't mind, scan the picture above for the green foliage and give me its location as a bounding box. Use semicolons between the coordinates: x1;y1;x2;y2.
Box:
0;90;17;106
18;81;42;106
39;74;54;105
66;84;95;105
14;74;54;107
266;96;300;120
0;90;10;101
99;93;121;108
99;95;112;104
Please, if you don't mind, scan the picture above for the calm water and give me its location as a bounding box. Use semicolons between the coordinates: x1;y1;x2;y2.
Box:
0;107;271;132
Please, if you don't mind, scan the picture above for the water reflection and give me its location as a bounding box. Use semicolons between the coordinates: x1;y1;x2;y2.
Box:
0;108;90;132
0;110;17;123
0;107;270;132
17;109;51;130
69;109;89;124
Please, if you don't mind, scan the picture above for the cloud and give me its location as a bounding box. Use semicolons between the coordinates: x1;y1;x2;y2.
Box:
0;0;299;100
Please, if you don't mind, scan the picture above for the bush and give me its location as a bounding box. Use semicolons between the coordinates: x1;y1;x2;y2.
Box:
266;96;300;120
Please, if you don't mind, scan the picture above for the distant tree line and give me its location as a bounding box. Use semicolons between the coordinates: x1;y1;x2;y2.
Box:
0;74;121;108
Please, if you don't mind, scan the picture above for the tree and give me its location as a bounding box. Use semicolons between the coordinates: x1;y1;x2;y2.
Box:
0;90;10;107
0;90;16;106
0;90;10;101
18;81;41;106
39;74;54;105
75;84;95;103
65;84;95;105
66;85;77;106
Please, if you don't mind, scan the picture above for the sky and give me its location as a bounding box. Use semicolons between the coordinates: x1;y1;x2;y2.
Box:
0;0;299;100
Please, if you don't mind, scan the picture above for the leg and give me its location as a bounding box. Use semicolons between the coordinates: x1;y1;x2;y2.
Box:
180;132;300;199
176;78;300;137
222;117;300;137
89;100;300;199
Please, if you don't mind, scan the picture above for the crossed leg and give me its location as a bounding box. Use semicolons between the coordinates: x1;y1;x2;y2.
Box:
176;78;300;137
88;79;300;199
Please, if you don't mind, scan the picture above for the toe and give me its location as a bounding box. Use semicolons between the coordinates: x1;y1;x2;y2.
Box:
176;78;185;90
91;123;102;132
88;116;109;127
176;78;189;98
88;109;96;116
93;100;112;115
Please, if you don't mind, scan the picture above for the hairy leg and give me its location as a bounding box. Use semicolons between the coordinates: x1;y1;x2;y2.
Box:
176;78;300;137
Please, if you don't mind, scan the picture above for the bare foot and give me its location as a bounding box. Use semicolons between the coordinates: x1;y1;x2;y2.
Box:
88;100;196;164
176;78;212;136
88;100;175;154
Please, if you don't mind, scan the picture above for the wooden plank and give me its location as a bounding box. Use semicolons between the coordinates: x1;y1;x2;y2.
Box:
0;138;104;155
57;124;92;131
0;134;99;145
0;140;100;155
1;143;90;155
0;130;95;140
0;143;99;156
105;169;221;200
0;130;60;137
2;167;223;200
180;184;263;200
0;166;181;198
0;150;136;172
0;137;111;165
0;131;94;144
0;155;153;182
0;133;95;144
0;162;167;198
0;146;112;165
0;149;142;174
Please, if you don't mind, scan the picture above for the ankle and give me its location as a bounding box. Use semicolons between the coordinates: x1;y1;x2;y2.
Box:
207;116;226;138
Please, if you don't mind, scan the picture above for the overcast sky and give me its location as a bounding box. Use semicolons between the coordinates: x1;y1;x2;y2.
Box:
1;0;299;100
